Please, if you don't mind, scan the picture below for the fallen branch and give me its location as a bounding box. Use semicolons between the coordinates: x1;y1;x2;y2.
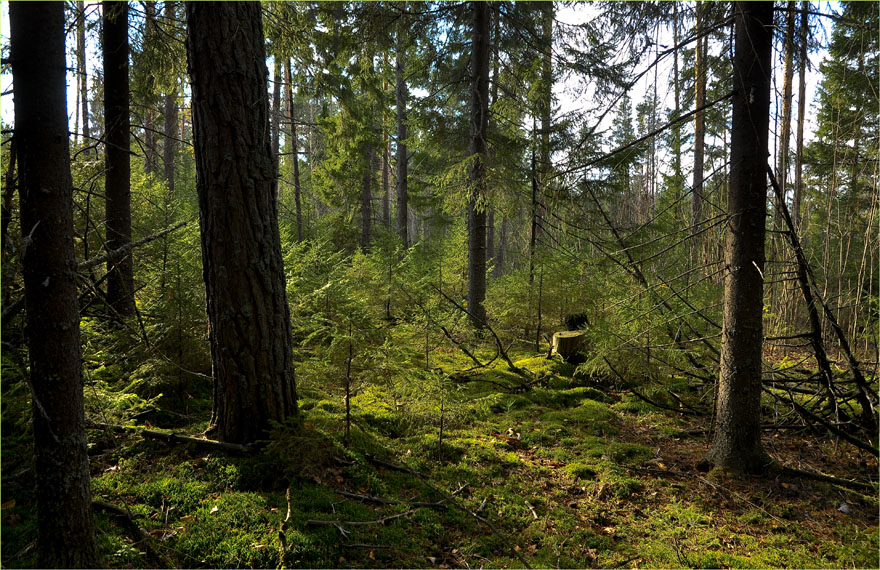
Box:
90;423;257;454
366;454;532;569
364;453;427;479
306;509;417;528
780;466;876;493
92;500;175;567
431;284;530;380
334;489;447;510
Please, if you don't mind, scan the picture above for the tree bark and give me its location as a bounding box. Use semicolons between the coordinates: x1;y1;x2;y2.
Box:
467;0;490;327
395;7;409;248
708;1;775;474
382;130;390;227
692;1;706;238
285;59;303;242
10;3;100;566
186;2;298;444
103;0;135;318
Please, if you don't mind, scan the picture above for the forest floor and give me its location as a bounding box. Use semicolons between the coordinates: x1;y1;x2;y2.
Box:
2;332;878;569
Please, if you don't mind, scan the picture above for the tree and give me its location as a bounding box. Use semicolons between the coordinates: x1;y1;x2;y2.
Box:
9;2;100;566
708;1;775;473
76;0;89;144
103;0;136;317
467;0;490;327
692;0;707;239
396;5;409;248
186;2;297;444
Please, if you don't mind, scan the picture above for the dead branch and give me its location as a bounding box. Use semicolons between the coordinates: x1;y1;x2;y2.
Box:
334;489;447;510
92;500;175;567
780;466;876;493
90;423;257;454
364;453;427;479
306;509;417;528
78;221;187;271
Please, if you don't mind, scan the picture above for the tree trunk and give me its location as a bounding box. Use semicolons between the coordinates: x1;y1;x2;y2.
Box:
395;8;409;248
186;2;298;444
271;58;282;163
382;129;390;227
103;0;135;318
792;0;808;229
672;1;683;222
77;0;89;143
777;1;796;197
163;89;177;194
496;215;506;276
708;1;775;474
467;0;490;327
285;59;303;242
10;3;100;566
692;1;706;239
361;141;374;248
143;1;157;175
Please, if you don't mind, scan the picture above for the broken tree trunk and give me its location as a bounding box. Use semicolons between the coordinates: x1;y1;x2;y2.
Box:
551;331;586;363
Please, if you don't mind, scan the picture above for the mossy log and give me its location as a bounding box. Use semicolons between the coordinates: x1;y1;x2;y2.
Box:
551;331;586;363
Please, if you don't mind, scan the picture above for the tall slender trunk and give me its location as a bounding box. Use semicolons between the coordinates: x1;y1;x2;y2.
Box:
672;1;683;222
793;0;808;228
395;7;409;248
10;3;100;566
382;130;390;227
77;0;89;143
467;1;490;327
708;1;774;474
496;215;506;275
271;58;282;164
143;1;156;175
286;59;303;242
103;0;135;318
539;2;552;225
186;2;298;444
777;1;796;196
692;1;706;238
361;141;373;248
164;88;177;194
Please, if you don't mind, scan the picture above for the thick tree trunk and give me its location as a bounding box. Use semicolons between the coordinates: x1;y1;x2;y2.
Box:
467;1;490;327
285;59;303;242
186;2;298;444
77;0;89;143
793;0;808;229
103;1;135;318
10;3;100;566
395;9;409;248
692;1;706;238
708;1;775;474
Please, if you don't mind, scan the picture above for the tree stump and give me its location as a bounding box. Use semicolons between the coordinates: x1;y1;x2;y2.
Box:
552;331;586;363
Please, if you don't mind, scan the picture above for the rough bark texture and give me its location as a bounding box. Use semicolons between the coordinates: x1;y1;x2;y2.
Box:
10;3;100;566
382;130;390;227
395;10;409;248
186;2;297;444
285;59;303;242
272;58;282;163
103;0;135;318
708;1;775;474
692;1;706;236
467;1;490;327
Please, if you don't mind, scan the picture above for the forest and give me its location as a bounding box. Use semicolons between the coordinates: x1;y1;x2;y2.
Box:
1;0;878;568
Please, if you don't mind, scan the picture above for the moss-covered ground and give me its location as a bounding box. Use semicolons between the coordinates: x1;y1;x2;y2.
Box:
2;334;877;569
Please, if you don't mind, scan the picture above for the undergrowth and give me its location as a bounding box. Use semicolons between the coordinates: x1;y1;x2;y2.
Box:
1;328;877;569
